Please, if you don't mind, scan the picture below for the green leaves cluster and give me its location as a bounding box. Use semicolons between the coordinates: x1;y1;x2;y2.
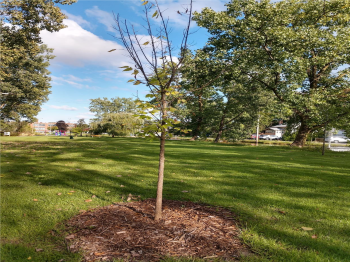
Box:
89;97;143;137
90;113;143;137
89;97;139;120
0;0;77;121
193;0;350;146
133;93;189;140
0;120;32;135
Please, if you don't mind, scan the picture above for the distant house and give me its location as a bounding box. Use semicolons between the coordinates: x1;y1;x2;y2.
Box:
264;125;348;140
333;129;347;137
30;121;76;134
264;124;287;138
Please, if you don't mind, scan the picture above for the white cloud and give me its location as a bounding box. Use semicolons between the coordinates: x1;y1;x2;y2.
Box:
40;12;188;76
41;19;129;69
64;75;92;82
49;105;79;111
63;11;92;29
85;6;115;32
51;75;94;89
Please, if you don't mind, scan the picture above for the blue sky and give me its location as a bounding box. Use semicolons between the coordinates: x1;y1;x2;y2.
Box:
38;0;228;124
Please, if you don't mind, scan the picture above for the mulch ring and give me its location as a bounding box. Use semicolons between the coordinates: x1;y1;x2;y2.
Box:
65;199;252;261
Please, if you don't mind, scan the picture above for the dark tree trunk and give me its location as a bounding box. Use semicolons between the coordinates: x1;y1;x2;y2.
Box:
214;111;226;143
190;116;203;140
191;93;203;140
291;121;312;147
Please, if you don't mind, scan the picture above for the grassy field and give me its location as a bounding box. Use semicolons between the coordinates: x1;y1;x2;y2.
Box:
1;136;350;262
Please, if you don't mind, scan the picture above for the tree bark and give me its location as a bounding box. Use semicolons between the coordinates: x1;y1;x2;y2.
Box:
191;93;203;140
214;111;226;143
155;130;165;221
291;121;312;147
255;114;260;145
155;91;167;221
322;124;327;155
190;117;202;140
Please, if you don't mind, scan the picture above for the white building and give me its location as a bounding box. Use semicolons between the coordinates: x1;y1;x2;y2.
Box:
264;124;287;138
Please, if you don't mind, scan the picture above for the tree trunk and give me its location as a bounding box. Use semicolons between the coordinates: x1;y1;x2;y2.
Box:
291;121;312;147
155;91;167;221
255;114;260;145
322;124;327;155
155;131;165;221
190;116;203;140
214;112;226;143
191;93;203;140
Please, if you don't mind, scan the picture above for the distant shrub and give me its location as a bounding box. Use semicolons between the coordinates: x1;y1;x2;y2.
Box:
282;130;296;141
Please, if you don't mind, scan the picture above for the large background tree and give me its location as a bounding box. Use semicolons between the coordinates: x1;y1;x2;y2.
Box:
0;0;77;121
0;120;32;135
89;97;142;137
177;50;225;140
194;0;350;147
75;118;89;136
0;44;54;121
90;97;138;120
90;113;143;137
56;120;68;133
177;49;282;142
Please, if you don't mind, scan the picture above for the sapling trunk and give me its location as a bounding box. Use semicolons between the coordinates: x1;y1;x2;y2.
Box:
155;131;166;220
155;91;167;221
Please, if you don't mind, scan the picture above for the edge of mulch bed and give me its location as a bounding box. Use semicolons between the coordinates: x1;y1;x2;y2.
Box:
64;199;253;261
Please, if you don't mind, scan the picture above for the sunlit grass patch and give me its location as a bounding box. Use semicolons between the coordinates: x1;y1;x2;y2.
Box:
1;136;350;261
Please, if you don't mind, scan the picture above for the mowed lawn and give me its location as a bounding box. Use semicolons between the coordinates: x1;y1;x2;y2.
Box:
1;136;350;262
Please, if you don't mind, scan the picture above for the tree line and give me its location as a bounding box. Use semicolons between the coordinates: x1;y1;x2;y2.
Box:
110;0;350;219
2;0;350;220
3;0;349;146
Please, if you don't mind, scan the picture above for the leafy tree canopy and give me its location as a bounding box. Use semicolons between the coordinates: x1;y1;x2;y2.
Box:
89;97;138;119
0;120;32;134
89;97;142;137
0;43;54;121
90;113;143;137
177;49;286;141
0;0;77;121
193;0;350;147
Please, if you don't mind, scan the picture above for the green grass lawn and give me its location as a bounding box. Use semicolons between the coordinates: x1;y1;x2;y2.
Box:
1;136;350;261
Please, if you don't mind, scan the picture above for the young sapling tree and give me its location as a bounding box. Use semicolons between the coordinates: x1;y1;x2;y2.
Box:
112;0;193;220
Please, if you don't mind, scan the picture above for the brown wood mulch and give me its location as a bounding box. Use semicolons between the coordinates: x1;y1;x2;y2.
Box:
65;199;251;261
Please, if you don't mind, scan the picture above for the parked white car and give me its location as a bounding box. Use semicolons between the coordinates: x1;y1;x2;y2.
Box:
325;136;350;143
259;135;281;140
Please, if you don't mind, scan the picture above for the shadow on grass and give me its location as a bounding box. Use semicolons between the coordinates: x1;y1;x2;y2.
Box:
1;137;350;261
